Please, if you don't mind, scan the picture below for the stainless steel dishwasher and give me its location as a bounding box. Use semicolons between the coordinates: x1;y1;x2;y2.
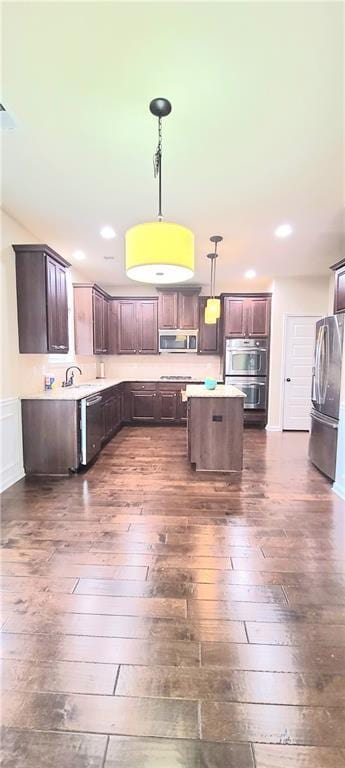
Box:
80;394;103;465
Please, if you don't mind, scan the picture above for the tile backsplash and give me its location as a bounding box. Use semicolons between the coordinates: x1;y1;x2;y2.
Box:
104;354;223;381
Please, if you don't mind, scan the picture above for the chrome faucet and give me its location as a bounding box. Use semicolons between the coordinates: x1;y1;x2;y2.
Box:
62;366;82;387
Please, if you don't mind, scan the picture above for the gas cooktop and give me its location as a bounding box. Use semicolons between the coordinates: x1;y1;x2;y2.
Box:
160;376;193;381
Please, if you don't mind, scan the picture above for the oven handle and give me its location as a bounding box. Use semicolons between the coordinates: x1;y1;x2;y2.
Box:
230;349;267;355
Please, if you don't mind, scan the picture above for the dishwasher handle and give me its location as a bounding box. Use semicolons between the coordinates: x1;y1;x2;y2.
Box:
85;395;102;406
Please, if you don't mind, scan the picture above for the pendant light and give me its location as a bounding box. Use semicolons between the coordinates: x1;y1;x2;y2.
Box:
125;98;194;284
205;235;222;324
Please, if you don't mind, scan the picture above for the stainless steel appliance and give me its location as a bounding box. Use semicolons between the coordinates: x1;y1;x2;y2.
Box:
225;338;268;411
80;394;103;465
159;330;198;353
227;376;267;409
309;314;344;480
225;339;268;376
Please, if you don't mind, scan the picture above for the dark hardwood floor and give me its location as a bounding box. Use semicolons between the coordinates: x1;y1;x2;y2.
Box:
1;426;345;767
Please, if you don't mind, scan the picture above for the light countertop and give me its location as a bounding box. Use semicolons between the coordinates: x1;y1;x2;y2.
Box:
183;384;246;400
20;378;221;401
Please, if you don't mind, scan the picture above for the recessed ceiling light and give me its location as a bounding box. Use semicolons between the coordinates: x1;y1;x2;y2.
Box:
275;223;293;239
73;250;86;261
100;225;116;239
244;269;256;279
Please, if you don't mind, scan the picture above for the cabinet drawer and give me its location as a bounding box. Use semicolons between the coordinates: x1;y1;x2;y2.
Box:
158;382;186;392
129;382;157;391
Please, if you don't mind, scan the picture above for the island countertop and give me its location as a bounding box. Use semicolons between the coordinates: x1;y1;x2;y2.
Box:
183;384;246;400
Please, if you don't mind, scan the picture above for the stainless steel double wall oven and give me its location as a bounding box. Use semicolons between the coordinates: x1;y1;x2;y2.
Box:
225;338;269;411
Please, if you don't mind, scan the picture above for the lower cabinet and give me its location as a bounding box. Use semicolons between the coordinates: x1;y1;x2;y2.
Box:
21;381;188;476
125;382;187;424
101;386;122;442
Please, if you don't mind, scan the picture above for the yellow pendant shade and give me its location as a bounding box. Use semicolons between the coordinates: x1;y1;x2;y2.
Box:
206;297;220;319
205;305;217;324
126;221;194;284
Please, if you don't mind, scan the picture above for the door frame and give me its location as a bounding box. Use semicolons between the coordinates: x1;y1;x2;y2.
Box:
281;313;321;431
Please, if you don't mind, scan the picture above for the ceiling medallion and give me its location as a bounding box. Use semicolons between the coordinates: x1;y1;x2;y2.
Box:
125;98;194;284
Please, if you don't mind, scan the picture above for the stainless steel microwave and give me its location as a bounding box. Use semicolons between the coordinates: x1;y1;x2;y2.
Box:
159;330;198;353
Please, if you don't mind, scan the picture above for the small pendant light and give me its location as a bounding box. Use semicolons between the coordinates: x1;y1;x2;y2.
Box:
125;98;194;284
205;235;222;324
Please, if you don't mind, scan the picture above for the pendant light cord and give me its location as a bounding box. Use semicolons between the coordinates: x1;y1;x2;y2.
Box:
154;117;163;220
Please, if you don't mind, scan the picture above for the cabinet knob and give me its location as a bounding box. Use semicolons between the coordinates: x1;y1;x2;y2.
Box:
286;377;291;382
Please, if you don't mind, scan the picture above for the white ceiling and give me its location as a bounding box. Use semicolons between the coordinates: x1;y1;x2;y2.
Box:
2;1;344;291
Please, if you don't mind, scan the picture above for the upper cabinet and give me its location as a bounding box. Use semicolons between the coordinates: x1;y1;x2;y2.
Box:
223;297;247;338
13;244;70;354
223;295;271;338
74;284;109;355
198;297;220;354
158;288;200;329
116;298;158;355
330;259;345;314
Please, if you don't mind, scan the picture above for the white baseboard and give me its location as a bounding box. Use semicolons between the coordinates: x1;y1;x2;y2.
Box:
265;425;282;432
0;397;25;493
333;483;345;502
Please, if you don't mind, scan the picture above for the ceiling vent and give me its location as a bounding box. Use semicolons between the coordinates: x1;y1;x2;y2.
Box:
0;103;16;130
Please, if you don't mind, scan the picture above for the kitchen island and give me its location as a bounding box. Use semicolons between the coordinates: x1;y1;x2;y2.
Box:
184;384;246;472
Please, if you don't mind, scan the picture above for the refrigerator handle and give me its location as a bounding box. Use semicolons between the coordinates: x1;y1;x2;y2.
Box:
321;324;329;404
314;325;322;404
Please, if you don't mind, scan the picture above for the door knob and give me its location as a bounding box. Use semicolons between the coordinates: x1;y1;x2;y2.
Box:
286;378;291;382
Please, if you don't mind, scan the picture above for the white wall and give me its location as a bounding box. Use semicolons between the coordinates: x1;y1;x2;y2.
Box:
267;276;329;429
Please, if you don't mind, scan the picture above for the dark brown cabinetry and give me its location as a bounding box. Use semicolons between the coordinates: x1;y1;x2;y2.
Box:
124;382;187;423
116;299;158;355
93;291;108;354
223;294;271;338
74;284;110;355
330;259;345;314
158;288;200;329
101;385;122;442
13;244;70;354
198;297;220;354
127;383;157;421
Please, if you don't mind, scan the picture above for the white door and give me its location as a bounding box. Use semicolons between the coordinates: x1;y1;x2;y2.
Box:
283;315;321;430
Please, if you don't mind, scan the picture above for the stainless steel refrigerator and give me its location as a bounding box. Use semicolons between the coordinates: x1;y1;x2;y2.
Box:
309;314;344;480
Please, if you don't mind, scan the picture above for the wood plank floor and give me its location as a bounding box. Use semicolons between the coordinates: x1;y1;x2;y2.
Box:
1;425;345;767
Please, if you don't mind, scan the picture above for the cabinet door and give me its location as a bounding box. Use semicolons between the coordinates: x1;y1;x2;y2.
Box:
335;267;345;313
93;292;104;354
178;391;188;422
198;297;219;353
178;291;199;330
137;300;158;354
47;257;69;353
247;297;270;337
46;256;58;351
158;292;178;329
224;297;247;338
131;391;157;421
158;391;179;421
108;301;118;354
102;299;109;353
118;301;137;354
